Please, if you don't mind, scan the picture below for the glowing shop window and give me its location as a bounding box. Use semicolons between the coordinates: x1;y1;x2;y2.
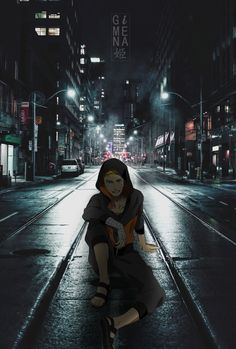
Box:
35;28;46;36
48;28;60;36
35;11;47;19
48;13;60;19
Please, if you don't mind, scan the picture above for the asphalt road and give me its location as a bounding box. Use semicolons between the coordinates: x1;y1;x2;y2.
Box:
0;166;235;348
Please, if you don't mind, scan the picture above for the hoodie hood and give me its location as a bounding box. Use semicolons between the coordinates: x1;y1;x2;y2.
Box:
96;158;133;197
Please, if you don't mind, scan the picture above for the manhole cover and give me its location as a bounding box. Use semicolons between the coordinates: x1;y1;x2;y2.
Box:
12;248;50;256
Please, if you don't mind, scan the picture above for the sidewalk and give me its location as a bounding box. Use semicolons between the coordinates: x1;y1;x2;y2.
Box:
150;164;236;187
0;175;58;194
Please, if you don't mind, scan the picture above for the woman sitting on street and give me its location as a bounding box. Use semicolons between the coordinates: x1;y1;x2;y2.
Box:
83;158;165;349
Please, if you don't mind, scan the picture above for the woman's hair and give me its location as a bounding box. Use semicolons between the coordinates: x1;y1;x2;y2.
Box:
96;158;134;197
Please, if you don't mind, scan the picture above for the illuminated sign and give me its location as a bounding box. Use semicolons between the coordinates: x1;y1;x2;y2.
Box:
212;145;220;151
1;134;21;145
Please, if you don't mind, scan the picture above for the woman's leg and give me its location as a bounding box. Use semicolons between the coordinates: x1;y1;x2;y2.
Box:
111;307;140;329
85;223;112;308
102;251;165;341
91;242;110;307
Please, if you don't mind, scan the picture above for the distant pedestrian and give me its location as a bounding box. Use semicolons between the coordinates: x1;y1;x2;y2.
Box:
83;158;165;349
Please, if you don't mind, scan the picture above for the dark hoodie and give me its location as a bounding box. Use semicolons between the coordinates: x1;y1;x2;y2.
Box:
82;158;144;247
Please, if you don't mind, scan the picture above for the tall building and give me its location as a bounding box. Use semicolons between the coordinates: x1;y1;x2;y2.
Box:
148;0;236;178
113;124;125;156
16;0;81;175
123;79;139;128
0;2;22;179
205;0;236;178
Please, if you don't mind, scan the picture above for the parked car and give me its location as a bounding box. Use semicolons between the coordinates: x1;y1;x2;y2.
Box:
61;159;80;176
77;158;85;174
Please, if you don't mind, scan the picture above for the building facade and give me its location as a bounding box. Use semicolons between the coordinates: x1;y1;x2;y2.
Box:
0;2;22;181
148;0;236;178
0;0;83;182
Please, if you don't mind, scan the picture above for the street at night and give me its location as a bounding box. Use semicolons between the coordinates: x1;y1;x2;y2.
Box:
0;166;236;348
1;0;236;348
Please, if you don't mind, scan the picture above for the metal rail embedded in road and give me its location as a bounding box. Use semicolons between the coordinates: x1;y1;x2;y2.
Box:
13;221;88;349
0;172;97;247
135;172;236;248
143;211;217;349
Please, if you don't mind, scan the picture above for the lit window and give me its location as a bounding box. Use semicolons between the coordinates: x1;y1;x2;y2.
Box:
48;12;60;19
48;27;60;36
216;105;221;112
90;57;100;62
35;11;47;19
225;105;230;113
35;27;46;36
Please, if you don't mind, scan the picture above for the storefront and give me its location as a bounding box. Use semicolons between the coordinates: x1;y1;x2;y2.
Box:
154;131;175;167
0;134;21;176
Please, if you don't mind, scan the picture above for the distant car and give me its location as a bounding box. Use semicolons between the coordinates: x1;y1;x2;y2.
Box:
77;158;85;174
61;159;80;176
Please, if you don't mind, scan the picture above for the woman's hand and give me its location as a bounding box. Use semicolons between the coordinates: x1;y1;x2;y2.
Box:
140;243;159;253
114;239;126;250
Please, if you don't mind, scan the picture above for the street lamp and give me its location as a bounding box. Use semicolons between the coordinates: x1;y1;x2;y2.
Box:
46;88;76;102
160;89;204;181
30;88;76;181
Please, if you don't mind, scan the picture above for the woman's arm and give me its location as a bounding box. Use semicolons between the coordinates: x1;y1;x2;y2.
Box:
135;192;159;253
82;195;110;222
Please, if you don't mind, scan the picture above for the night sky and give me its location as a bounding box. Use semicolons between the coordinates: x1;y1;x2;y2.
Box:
78;0;161;90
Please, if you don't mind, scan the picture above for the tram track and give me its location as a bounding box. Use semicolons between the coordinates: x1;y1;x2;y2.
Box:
2;168;231;348
0;172;97;247
13;221;88;349
134;171;236;248
143;211;217;349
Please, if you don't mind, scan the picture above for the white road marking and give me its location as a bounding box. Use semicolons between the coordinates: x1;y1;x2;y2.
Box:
0;212;19;223
219;201;228;206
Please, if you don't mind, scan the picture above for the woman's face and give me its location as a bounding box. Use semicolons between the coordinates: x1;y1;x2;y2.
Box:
104;173;124;197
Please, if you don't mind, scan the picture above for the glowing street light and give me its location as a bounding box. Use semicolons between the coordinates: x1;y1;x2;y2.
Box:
46;88;76;102
160;89;203;180
67;88;76;98
31;88;76;181
87;115;94;122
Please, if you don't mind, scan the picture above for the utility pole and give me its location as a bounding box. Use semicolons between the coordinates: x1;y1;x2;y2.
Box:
32;92;36;181
199;77;203;182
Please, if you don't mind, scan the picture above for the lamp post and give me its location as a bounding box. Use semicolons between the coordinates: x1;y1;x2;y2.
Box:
161;89;204;181
30;88;76;181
